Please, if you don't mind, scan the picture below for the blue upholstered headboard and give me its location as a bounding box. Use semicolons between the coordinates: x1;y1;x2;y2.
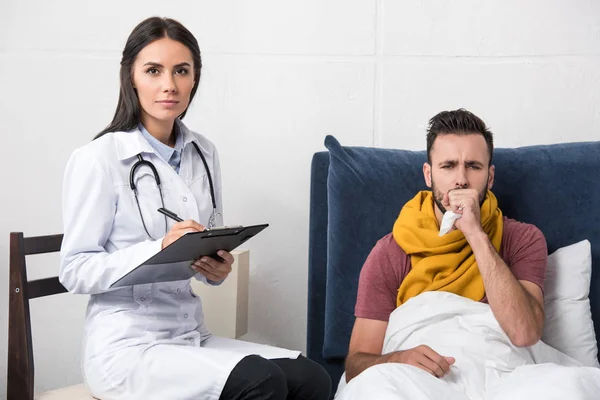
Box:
307;136;600;394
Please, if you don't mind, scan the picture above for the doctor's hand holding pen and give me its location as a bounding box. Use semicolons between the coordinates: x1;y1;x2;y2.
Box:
161;219;206;249
160;210;234;282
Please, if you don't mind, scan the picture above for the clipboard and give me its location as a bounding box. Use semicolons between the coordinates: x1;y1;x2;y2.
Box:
110;224;268;288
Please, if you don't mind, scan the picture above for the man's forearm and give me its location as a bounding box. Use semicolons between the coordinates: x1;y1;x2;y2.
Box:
345;352;392;382
468;231;544;347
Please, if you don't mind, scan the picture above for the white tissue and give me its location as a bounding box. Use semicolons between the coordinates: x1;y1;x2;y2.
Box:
439;211;462;236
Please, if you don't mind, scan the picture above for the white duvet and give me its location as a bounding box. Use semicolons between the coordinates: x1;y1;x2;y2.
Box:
336;292;600;400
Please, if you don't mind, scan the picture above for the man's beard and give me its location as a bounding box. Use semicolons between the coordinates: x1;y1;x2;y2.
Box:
431;176;488;215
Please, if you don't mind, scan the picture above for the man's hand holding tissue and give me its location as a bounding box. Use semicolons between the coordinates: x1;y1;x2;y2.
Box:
442;187;545;347
442;189;483;239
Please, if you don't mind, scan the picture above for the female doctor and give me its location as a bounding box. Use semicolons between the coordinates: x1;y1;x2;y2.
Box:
59;17;331;400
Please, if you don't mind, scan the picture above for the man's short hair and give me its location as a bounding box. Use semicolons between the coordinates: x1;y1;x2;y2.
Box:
426;109;494;166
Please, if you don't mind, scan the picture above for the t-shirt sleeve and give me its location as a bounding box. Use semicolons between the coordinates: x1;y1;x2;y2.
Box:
355;234;406;322
505;221;548;295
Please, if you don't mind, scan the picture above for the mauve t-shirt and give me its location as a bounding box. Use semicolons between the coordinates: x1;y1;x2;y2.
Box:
355;217;548;322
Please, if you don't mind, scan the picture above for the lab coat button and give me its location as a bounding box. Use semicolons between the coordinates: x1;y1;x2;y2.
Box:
184;313;188;318
140;297;145;301
183;196;187;202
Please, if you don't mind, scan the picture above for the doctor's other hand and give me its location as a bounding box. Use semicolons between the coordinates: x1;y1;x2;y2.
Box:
192;250;234;282
161;220;206;249
388;345;455;378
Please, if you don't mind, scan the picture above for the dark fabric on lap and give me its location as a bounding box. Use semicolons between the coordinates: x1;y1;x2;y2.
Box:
219;355;331;400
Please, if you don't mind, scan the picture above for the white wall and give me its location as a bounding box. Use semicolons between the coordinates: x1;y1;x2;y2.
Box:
1;0;599;396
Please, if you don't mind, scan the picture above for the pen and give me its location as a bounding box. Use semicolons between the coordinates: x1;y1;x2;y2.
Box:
157;207;183;222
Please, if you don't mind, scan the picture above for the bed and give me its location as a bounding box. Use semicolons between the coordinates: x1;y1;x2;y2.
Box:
307;135;600;397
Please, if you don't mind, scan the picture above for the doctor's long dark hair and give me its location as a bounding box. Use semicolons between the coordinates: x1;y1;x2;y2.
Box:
95;17;202;139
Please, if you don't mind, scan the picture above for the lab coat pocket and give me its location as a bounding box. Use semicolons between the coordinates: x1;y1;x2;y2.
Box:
133;283;154;313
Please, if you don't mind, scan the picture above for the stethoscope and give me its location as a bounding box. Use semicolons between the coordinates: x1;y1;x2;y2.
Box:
129;141;219;240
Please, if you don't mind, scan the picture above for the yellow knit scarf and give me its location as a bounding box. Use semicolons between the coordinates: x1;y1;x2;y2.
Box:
392;190;503;307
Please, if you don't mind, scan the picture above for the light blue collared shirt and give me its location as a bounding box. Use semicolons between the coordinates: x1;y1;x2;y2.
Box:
139;123;184;173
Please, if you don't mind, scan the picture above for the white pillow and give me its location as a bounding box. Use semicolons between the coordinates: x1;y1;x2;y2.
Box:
542;239;599;367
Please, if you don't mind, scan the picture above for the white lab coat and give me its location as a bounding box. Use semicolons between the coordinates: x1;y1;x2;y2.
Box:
59;120;299;400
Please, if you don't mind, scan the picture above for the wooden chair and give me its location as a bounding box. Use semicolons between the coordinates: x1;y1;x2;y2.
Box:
8;232;95;400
